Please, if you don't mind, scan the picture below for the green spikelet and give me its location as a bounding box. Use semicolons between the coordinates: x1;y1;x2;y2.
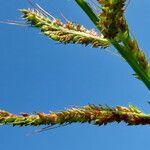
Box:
20;8;110;48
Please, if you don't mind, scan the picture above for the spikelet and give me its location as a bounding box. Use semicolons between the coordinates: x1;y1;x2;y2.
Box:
20;7;110;48
97;0;128;39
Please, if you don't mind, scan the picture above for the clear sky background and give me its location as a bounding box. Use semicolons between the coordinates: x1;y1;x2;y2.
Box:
0;0;150;150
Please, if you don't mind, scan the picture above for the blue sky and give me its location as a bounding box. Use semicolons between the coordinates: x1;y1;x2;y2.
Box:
0;0;150;150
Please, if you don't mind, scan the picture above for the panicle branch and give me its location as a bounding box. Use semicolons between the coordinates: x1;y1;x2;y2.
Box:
1;105;150;127
20;8;110;48
97;0;128;39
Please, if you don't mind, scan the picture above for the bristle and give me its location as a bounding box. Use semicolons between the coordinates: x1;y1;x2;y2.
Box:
0;20;27;27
